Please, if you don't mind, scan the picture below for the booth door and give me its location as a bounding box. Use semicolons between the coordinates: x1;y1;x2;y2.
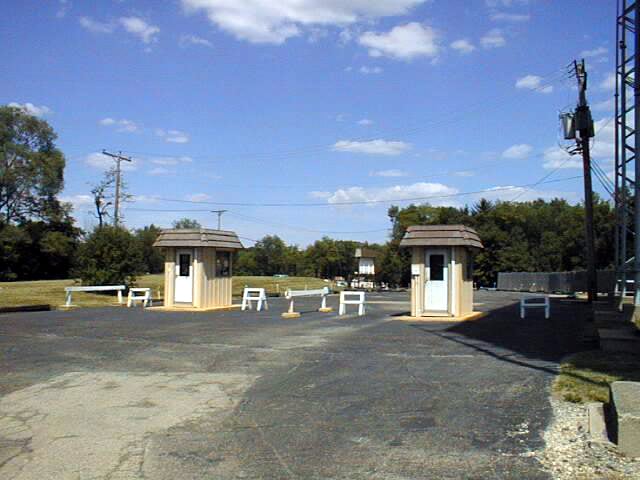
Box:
174;249;194;304
424;249;449;312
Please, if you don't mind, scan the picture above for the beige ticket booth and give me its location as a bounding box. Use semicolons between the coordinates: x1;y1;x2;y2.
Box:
153;229;243;310
400;225;483;319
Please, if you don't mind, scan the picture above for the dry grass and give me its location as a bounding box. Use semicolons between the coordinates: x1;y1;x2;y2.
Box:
553;350;640;403
0;275;330;309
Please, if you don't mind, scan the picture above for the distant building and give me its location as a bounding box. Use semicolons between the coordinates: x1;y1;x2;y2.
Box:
352;247;378;289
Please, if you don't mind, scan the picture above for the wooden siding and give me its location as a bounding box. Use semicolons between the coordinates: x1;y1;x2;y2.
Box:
160;246;234;309
163;247;175;307
409;246;475;317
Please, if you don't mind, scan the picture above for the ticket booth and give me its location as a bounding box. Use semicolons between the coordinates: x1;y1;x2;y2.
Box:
400;225;483;318
153;228;243;310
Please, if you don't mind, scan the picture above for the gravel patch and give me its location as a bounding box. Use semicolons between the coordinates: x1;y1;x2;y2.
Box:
539;397;640;479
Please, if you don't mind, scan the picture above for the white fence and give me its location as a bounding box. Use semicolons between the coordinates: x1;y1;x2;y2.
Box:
64;285;126;307
520;296;550;319
339;291;366;316
283;287;330;316
127;288;152;308
241;288;269;312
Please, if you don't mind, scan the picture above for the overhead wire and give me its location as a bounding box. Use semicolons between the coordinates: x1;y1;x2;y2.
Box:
127;175;582;209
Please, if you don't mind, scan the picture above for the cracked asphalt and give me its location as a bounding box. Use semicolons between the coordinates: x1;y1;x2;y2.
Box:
0;291;588;479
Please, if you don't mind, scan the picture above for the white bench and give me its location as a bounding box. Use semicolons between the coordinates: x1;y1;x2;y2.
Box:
64;285;126;307
520;296;550;319
283;287;331;318
339;291;366;316
241;288;269;311
127;288;152;308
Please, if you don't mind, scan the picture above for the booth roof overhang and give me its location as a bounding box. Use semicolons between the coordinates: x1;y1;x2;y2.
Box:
153;229;244;250
399;225;484;250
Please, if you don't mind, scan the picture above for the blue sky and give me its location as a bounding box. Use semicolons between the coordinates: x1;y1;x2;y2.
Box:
2;0;617;246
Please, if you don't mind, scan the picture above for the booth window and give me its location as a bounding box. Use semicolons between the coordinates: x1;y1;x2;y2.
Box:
430;255;444;281
216;251;231;277
466;255;474;281
178;254;191;277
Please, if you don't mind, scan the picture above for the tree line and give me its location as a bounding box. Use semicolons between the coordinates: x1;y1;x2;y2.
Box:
1;105;616;287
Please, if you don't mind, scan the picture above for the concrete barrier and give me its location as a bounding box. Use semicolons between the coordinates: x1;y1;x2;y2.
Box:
610;381;640;457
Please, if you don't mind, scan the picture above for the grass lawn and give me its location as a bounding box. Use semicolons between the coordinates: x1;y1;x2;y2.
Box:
553;350;640;403
0;275;330;309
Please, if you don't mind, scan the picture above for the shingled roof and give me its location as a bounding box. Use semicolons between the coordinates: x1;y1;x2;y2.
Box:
153;229;244;250
355;247;379;258
399;225;483;249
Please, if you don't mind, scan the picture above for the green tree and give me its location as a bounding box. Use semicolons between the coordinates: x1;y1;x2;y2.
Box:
0;105;66;224
172;218;201;229
135;224;164;274
74;226;144;286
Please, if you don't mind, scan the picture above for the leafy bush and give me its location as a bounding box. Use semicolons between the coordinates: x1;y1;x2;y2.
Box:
74;226;144;286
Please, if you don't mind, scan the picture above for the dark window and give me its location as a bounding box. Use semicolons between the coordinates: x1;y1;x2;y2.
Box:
430;254;444;281
216;251;231;277
179;254;191;277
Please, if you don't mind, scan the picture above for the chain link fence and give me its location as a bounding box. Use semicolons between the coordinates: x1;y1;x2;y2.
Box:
497;270;616;294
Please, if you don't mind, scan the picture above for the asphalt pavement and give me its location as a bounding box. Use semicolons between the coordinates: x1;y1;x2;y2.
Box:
0;291;588;479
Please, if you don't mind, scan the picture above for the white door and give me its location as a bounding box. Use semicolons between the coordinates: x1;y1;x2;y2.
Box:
174;249;193;304
425;249;449;312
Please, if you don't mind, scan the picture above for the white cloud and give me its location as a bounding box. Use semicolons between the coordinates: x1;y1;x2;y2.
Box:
486;0;529;6
60;194;93;211
309;191;332;199
370;169;407;177
99;118;140;133
600;73;616;91
181;0;426;45
119;17;160;44
591;117;615;162
80;16;160;45
359;66;383;74
502;143;533;159
450;39;475;54
148;167;171;176
79;17;115;34
592;98;614;112
541;117;614;170
85;152;137;171
332;139;411;155
515;75;553;93
480;28;506;49
359;22;440;60
179;34;213;48
150;156;193;165
580;46;607;60
489;12;530;22
480;185;576;203
8;102;52;117
56;0;70;19
324;182;458;206
186;193;211;202
357;118;374;126
542;146;582;169
156;129;190;144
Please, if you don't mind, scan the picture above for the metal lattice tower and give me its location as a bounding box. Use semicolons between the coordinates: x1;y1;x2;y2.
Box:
615;0;640;308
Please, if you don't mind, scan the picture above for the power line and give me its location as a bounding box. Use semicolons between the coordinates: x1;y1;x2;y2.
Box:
129;175;581;209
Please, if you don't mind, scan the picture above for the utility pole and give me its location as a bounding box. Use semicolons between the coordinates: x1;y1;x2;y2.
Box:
573;60;598;303
211;210;227;230
101;150;132;227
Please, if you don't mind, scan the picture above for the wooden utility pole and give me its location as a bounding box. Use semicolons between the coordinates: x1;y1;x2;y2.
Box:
211;210;227;230
573;60;597;303
101;150;132;226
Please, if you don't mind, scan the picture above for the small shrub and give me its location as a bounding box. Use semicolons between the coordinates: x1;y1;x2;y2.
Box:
74;226;144;287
